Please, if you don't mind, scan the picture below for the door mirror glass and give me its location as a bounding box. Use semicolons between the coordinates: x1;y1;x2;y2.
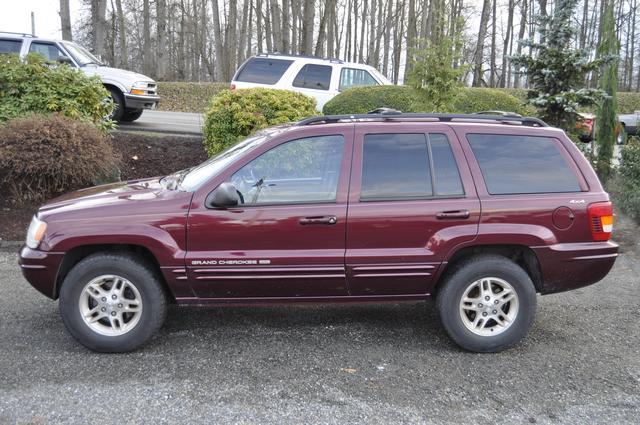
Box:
206;182;241;208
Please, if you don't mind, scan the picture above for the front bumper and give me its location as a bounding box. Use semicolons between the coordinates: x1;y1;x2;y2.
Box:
19;246;64;299
124;93;160;110
533;241;618;294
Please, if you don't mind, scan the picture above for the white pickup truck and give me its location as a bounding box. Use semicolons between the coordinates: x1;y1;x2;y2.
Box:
0;32;160;122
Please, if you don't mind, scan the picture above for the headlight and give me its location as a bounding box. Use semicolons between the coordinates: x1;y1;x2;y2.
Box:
130;81;150;95
26;216;47;249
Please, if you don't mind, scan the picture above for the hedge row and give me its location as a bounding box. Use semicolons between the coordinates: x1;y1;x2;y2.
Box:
322;85;533;116
497;88;640;114
157;82;228;113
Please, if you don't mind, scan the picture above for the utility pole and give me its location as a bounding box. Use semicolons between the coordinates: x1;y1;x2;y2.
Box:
31;12;36;36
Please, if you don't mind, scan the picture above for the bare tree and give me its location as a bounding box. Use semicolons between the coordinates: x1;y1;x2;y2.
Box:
60;0;73;41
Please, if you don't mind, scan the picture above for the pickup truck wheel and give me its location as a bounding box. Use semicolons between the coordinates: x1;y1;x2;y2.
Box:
59;253;167;352
436;255;537;353
120;110;144;122
107;88;125;122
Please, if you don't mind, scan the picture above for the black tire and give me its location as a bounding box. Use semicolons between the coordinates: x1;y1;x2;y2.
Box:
120;110;144;122
107;87;125;122
59;253;168;353
436;255;537;353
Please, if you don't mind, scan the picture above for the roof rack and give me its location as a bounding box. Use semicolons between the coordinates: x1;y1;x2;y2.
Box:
296;110;548;127
256;52;344;64
0;31;36;38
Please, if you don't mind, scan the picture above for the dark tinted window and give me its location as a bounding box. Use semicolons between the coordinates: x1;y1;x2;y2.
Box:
234;58;293;84
430;134;464;196
0;39;22;54
293;64;332;90
362;134;432;199
467;134;581;194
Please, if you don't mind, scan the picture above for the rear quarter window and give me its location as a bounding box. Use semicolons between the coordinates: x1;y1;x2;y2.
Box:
0;39;22;54
467;134;581;195
234;58;293;84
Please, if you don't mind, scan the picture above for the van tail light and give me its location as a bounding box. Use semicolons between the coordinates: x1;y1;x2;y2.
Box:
588;202;614;241
230;83;236;90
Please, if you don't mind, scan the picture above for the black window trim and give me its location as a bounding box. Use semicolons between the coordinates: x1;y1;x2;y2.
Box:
358;132;466;202
233;57;294;85
465;132;587;196
217;133;347;208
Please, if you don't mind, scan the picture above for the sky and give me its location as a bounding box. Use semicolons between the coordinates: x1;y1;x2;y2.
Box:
0;0;82;39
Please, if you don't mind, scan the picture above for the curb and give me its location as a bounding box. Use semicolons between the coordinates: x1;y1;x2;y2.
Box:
0;241;22;252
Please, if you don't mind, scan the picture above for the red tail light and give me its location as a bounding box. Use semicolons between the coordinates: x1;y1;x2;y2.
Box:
588;202;614;241
230;84;236;90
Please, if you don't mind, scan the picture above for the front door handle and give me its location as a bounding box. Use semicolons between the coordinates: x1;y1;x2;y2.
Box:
436;210;470;220
299;216;338;225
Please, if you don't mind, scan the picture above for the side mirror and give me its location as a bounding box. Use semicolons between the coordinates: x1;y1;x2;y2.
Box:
57;56;74;65
206;182;240;209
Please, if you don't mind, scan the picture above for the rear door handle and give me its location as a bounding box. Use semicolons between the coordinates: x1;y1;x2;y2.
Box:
299;216;338;225
436;210;470;220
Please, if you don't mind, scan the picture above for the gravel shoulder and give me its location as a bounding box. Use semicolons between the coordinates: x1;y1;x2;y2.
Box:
0;217;638;424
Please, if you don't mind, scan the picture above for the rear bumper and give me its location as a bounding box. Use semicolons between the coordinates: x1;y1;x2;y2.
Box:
124;93;160;110
533;241;618;294
18;246;64;299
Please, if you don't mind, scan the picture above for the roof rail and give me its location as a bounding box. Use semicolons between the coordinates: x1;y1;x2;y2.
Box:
295;111;548;127
0;31;35;38
255;52;344;64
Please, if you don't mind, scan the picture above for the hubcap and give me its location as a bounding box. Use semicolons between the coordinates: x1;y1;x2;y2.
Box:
79;275;142;336
459;277;519;336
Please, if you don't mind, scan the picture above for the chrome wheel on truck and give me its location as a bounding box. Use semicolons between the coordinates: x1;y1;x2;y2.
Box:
459;277;519;336
79;275;143;336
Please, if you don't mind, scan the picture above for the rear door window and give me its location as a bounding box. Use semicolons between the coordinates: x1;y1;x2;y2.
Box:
234;58;293;84
339;68;378;91
293;64;332;91
430;133;464;196
467;134;582;194
0;39;23;54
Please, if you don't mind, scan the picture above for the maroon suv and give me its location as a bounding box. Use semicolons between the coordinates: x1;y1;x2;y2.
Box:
19;112;618;353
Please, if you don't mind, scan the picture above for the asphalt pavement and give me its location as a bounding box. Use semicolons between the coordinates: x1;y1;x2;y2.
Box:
117;110;204;135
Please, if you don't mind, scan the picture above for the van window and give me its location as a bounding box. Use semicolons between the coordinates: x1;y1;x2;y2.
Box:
293;64;332;91
467;134;581;194
339;68;378;91
361;134;432;200
230;135;344;205
234;58;293;84
0;39;22;54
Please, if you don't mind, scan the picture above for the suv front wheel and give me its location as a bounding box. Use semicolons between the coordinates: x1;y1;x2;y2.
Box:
59;253;168;352
436;255;537;352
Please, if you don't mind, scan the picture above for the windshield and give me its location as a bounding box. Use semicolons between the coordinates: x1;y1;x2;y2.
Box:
178;132;273;191
62;41;103;66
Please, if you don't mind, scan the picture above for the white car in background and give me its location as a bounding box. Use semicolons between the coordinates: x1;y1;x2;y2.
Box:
0;31;159;122
231;53;392;111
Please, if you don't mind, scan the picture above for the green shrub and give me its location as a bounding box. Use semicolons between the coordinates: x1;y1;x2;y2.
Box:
203;88;317;156
0;114;119;204
0;54;112;130
616;92;640;114
322;85;426;115
157;82;228;113
450;87;534;115
611;137;640;222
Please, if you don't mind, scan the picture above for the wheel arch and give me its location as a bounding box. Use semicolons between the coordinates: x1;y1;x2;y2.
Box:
432;244;544;296
55;244;174;302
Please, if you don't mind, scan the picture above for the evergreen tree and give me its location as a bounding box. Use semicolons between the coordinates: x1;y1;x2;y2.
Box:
511;0;602;129
595;0;620;180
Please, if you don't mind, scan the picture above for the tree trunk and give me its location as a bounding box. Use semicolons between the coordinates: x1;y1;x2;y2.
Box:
91;0;107;58
115;0;126;67
301;0;315;55
142;0;151;76
404;0;417;81
382;0;393;77
60;0;73;41
226;0;238;79
514;0;528;88
211;0;226;80
157;0;168;80
472;0;491;87
282;0;291;52
489;0;497;87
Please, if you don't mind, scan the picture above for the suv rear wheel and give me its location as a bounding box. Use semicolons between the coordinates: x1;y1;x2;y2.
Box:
59;253;168;352
436;255;537;352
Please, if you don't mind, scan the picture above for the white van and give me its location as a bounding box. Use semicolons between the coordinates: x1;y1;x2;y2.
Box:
0;32;159;122
231;53;392;111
